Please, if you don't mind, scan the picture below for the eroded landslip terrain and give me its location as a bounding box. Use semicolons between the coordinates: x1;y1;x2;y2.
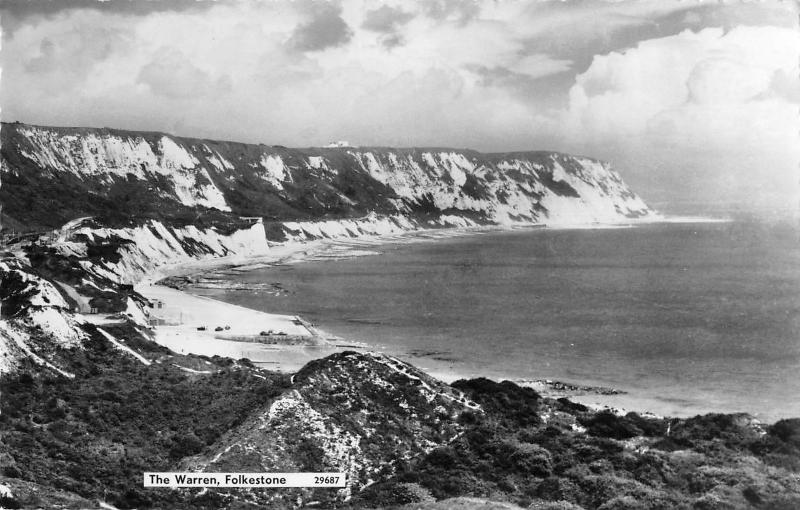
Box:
2;123;797;509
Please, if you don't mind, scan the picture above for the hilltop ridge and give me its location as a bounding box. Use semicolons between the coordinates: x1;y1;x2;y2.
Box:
0;121;654;233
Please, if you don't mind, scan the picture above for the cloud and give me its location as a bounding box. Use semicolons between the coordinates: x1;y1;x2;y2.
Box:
557;26;800;211
9;14;132;94
766;69;800;103
564;26;798;136
423;0;480;24
362;5;414;33
137;48;229;99
516;0;798;75
23;38;57;73
379;33;404;49
687;57;771;105
288;3;353;52
0;0;211;36
361;4;414;48
466;54;574;95
2;0;208;18
513;54;573;79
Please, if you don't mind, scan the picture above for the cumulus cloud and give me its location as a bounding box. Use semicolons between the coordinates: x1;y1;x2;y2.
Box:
361;4;414;48
288;2;353;52
362;5;414;33
8;14;132;96
423;0;480;24
557;26;800;212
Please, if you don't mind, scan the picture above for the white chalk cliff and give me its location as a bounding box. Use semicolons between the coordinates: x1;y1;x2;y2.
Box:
2;122;656;232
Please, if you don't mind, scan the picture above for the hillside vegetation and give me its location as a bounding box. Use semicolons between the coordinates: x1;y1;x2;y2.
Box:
1;352;799;509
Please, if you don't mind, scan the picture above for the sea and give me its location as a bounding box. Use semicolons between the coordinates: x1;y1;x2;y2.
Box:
189;219;800;422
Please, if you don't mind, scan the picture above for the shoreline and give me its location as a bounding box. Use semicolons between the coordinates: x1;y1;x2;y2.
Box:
134;224;509;372
136;215;738;414
139;212;729;288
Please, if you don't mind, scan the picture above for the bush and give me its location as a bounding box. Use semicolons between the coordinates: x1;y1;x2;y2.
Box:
580;411;642;440
452;378;541;428
667;413;761;449
168;433;205;459
623;413;668;437
358;481;434;507
426;446;463;469
770;419;800;448
534;477;583;504
507;443;553;477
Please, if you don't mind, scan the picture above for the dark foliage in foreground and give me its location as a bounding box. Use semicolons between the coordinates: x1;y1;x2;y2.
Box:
2;352;800;510
0;360;289;509
354;381;800;510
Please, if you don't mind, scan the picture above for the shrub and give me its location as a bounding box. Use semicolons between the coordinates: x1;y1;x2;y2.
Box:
667;413;761;449
507;443;553;477
580;411;642;440
534;477;583;504
452;378;541;428
168;433;205;460
358;481;435;507
623;413;668;437
770;419;800;448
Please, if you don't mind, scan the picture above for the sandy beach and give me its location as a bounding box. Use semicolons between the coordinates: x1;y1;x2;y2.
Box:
132;227;487;372
133;239;351;372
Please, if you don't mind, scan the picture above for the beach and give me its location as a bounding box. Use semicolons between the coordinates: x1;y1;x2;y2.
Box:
133;226;498;372
129;217;777;419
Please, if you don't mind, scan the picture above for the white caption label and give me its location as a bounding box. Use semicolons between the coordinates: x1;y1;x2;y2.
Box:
143;472;346;488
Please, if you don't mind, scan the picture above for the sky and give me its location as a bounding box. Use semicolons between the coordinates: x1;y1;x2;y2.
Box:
1;0;798;215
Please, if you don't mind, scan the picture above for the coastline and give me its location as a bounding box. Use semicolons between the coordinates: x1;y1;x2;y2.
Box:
136;215;737;415
134;224;500;372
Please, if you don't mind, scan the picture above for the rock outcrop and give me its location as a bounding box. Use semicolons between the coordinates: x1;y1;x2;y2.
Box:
183;351;480;507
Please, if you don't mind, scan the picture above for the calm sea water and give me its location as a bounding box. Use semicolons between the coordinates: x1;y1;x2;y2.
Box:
191;221;800;421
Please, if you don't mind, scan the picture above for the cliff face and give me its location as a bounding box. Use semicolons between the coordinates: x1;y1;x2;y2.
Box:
1;122;654;232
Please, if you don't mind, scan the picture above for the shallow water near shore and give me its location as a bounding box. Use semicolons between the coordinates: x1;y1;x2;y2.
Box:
189;220;800;422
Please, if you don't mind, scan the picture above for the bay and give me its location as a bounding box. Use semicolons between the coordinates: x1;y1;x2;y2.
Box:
190;221;800;422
